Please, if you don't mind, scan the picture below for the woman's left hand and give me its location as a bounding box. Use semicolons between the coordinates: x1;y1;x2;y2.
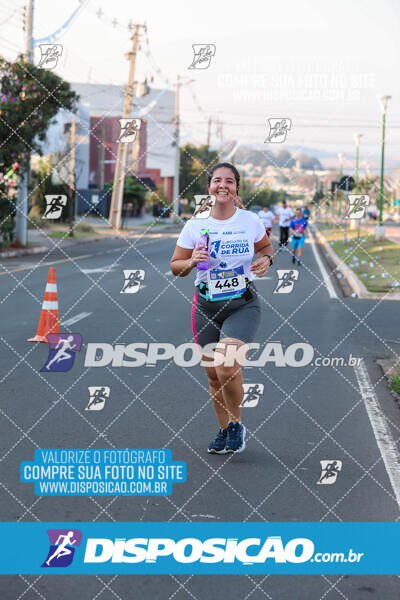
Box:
250;256;271;277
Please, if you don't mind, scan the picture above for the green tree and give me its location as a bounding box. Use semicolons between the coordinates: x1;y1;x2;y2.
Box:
0;57;78;237
105;176;147;216
30;155;69;220
179;144;219;199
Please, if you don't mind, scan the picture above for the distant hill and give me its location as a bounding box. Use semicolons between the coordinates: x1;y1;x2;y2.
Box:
233;145;322;170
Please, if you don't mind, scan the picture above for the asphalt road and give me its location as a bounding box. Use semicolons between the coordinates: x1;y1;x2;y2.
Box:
1;228;400;598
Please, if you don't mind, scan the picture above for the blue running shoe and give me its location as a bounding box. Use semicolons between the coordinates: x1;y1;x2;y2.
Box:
225;422;246;453
207;428;228;454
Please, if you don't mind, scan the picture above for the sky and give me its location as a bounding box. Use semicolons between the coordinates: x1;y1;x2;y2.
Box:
1;0;399;172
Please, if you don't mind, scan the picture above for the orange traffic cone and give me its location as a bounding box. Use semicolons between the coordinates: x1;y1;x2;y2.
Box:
27;267;60;342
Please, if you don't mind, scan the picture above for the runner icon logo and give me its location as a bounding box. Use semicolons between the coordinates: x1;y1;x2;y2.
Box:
118;118;141;143
188;44;216;70
346;195;370;219
317;460;343;485
209;240;221;259
120;270;145;294
38;44;63;69
86;386;110;411
42;195;67;219
240;383;264;407
274;270;299;294
193;194;216;219
41;333;82;373
42;529;82;568
265;118;292;143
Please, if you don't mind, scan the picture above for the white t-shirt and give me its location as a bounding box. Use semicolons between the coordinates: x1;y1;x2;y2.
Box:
176;208;266;286
258;209;275;228
275;206;293;227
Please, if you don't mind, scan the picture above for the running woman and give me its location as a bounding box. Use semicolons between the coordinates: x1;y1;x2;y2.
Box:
170;163;274;454
289;207;308;265
257;204;275;237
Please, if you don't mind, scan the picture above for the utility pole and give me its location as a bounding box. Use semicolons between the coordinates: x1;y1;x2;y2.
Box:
207;117;212;153
217;119;224;161
109;24;143;230
172;74;181;224
25;0;34;60
98;121;105;191
172;75;194;224
16;0;34;245
68;115;76;237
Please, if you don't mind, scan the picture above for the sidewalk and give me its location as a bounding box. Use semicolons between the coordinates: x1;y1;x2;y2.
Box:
81;214;175;229
363;222;400;244
0;214;181;258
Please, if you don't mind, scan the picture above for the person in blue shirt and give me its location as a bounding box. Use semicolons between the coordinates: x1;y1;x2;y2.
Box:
303;205;311;220
289;208;308;265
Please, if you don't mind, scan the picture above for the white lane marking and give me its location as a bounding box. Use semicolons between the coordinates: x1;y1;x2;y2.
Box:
309;230;338;299
61;312;92;326
354;359;400;510
81;265;118;274
164;271;173;276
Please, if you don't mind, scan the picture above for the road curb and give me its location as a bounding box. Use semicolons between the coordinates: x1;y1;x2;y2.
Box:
0;236;106;258
0;225;181;259
0;245;49;258
377;358;400;405
312;225;400;301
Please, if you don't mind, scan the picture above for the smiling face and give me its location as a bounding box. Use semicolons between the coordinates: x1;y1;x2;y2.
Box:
207;167;238;206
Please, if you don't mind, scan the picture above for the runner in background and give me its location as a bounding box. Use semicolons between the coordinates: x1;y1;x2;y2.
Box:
289;207;308;265
303;204;311;221
275;200;293;248
257;205;275;237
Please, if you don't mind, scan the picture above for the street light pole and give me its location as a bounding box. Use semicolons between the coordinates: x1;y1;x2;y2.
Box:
354;134;363;194
337;152;344;218
376;95;391;240
354;133;363;238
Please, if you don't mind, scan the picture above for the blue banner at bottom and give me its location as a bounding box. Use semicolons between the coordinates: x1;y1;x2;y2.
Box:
0;522;398;574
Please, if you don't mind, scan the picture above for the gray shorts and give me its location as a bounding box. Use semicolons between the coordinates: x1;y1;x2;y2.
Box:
191;281;261;349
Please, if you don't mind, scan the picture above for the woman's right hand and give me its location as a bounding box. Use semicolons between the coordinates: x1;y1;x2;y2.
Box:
191;244;210;265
